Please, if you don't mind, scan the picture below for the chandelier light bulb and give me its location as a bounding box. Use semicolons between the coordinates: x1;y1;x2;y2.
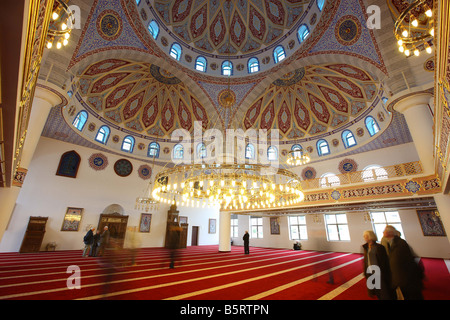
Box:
425;43;432;54
52;12;59;20
430;28;434;37
404;49;410;56
402;29;408;37
414;48;420;56
56;42;62;49
46;41;52;49
61;23;67;31
397;39;403;46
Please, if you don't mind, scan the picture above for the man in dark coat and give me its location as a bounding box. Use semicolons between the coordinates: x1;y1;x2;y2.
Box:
243;231;250;254
82;227;95;257
362;230;395;300
383;225;424;299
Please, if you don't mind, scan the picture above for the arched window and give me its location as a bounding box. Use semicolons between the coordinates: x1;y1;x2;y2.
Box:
136;0;141;5
222;60;233;76
362;165;388;182
317;139;330;156
173;144;184;160
365;116;380;136
56;150;81;178
121;136;135;153
342;130;357;148
298;24;310;43
291;144;303;157
197;143;207;159
248;57;259;73
95;125;110;144
195;56;207;72
245;143;255;159
320;173;340;188
170;43;182;60
267;146;278;161
72;111;88;131
317;0;325;11
148;142;160;158
273;45;286;63
148;20;159;39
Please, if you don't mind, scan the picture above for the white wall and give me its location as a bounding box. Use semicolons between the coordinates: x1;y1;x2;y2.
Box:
0;137;219;252
231;210;450;259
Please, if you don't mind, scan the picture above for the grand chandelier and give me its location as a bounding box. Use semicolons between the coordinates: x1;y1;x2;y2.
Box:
46;0;75;49
394;0;434;57
151;158;305;211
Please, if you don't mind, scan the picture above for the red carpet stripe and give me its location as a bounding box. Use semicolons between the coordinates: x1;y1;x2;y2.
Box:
0;246;448;300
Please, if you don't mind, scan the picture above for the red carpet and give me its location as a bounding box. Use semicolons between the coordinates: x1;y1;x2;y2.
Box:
0;245;448;300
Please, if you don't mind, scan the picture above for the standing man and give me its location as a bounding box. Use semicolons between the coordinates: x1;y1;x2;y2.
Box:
82;227;95;257
97;226;110;257
243;231;250;254
383;225;424;299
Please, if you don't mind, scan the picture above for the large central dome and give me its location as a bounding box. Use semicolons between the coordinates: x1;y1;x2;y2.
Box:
137;0;324;76
153;0;312;55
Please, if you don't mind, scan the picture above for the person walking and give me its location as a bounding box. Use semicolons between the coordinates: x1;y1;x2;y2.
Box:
383;225;424;300
243;231;250;254
82;227;95;257
362;230;395;300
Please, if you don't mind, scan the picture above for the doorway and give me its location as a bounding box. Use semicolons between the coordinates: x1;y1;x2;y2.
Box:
191;226;199;246
97;214;128;248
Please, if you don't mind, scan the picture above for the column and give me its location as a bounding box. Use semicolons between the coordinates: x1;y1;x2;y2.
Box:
394;93;434;175
433;193;450;245
0;87;61;243
218;211;231;252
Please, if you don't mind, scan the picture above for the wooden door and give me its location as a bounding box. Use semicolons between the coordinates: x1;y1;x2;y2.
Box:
191;226;199;246
98;214;128;248
20;217;48;253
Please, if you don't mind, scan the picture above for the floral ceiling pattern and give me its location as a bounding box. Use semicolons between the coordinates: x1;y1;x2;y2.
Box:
242;64;379;138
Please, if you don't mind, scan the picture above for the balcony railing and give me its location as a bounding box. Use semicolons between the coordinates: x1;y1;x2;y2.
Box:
300;161;423;191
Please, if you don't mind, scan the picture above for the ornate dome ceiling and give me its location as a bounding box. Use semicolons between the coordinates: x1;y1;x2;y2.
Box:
242;64;379;139
152;0;312;55
76;59;211;137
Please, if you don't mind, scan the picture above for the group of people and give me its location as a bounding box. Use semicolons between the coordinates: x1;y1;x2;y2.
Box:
362;225;424;300
82;226;110;257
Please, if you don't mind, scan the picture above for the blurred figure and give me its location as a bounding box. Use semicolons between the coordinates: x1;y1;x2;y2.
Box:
89;229;101;257
383;225;424;300
97;226;110;257
98;238;121;299
362;230;395;300
82;227;95;257
167;225;182;268
125;226;141;266
293;241;302;250
243;231;250;254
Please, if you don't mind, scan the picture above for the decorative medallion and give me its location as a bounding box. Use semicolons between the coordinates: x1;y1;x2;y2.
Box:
335;15;361;46
405;180;421;193
338;158;358;173
149;65;182;85
331;190;341;201
88;153;108;171
114;159;133;177
97;10;122;41
138;164;152;180
424;57;435;72
356;127;365;137
218;89;236;108
332;138;339;147
112;135;120;143
88;122;96;132
272;68;305;87
301;166;317;180
138;143;145;150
